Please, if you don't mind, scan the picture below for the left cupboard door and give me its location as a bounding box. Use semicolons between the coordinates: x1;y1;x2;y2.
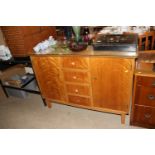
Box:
31;56;66;102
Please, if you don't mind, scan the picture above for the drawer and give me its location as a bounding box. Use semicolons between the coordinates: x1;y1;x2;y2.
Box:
68;95;91;106
137;76;155;87
62;57;89;69
66;84;90;96
135;85;155;107
133;105;155;126
63;70;89;83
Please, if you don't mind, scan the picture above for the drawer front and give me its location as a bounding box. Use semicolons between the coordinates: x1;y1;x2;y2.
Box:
135;85;155;107
62;57;89;69
133;105;155;126
63;70;89;83
68;95;91;106
137;76;155;87
66;84;90;96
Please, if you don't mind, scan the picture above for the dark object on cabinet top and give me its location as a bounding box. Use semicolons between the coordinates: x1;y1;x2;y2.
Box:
93;34;138;52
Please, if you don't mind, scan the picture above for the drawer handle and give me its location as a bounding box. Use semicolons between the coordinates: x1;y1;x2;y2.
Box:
152;82;155;87
144;114;151;119
147;94;155;100
71;62;75;66
73;76;77;79
75;89;79;93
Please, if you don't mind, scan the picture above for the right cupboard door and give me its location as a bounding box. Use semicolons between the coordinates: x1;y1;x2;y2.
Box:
90;57;134;112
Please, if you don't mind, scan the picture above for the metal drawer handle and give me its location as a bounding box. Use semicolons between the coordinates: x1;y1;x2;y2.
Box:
71;62;75;65
147;94;155;100
73;76;77;79
152;82;155;86
75;89;79;93
144;114;151;119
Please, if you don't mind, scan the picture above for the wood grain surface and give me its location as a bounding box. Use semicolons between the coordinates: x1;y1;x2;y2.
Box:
31;55;135;124
62;56;89;69
31;56;66;101
90;57;134;112
68;95;91;106
1;26;56;56
63;70;89;83
66;84;90;96
131;73;155;128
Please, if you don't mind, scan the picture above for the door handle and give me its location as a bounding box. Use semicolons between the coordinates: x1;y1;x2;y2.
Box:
144;114;151;119
147;94;155;100
152;82;155;87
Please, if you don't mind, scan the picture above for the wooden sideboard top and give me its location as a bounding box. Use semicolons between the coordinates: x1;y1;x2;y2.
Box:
30;46;137;59
135;70;155;77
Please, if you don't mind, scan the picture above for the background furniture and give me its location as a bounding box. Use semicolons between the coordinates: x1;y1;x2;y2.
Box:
0;64;46;105
0;73;40;97
130;51;155;128
31;55;135;124
138;31;155;51
1;26;56;57
130;71;155;128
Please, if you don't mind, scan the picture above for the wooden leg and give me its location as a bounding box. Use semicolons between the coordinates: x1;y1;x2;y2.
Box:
121;113;125;124
0;80;9;98
45;99;52;108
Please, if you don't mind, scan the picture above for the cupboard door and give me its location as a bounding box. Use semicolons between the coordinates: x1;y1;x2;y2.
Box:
90;57;134;112
31;56;66;101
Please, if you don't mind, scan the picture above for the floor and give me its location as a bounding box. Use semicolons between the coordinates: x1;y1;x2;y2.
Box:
0;87;140;129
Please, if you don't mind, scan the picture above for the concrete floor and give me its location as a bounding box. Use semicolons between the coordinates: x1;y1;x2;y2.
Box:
0;87;140;129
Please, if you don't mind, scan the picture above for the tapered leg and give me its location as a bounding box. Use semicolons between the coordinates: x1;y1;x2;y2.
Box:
45;99;52;108
0;80;9;98
42;98;47;106
121;113;125;124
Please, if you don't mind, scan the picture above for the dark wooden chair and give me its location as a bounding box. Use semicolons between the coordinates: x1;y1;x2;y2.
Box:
138;31;155;51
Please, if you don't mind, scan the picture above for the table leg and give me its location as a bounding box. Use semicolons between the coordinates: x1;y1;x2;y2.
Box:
45;99;52;108
121;113;125;124
0;80;9;98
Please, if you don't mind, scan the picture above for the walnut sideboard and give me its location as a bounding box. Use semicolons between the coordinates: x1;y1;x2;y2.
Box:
31;52;135;124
